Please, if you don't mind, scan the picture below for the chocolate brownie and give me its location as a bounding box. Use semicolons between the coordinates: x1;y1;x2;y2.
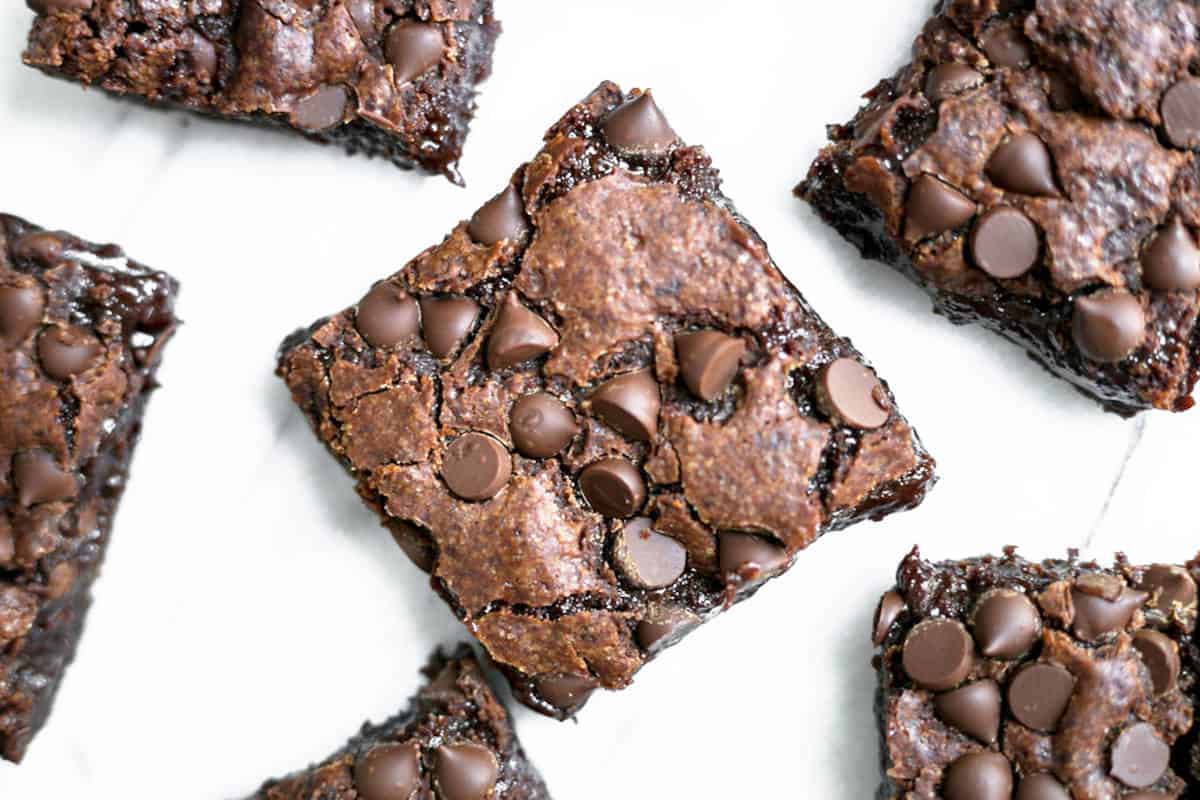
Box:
0;214;179;762
873;548;1199;799
799;1;1200;416
22;0;500;183
277;81;937;719
246;647;550;800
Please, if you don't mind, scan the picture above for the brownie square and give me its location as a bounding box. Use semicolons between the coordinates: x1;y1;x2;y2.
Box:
246;647;550;799
873;548;1199;799
0;214;179;762
799;1;1200;415
277;80;936;719
22;1;500;183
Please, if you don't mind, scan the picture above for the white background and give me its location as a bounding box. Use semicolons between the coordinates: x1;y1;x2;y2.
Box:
0;2;1195;797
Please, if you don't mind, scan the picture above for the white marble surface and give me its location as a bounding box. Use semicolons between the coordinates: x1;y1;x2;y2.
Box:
0;2;1195;797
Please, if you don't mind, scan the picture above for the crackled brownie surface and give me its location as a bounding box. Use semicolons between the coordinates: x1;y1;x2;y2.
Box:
22;0;500;182
248;647;550;800
277;81;935;719
0;214;178;762
874;548;1200;799
799;0;1200;415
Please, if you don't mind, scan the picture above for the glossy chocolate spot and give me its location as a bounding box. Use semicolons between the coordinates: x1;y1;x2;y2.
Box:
419;297;479;359
973;589;1040;660
674;330;744;401
1008;662;1074;732
943;751;1013;800
37;325;102;381
579;458;646;518
433;743;499;800
934;679;1001;744
1138;564;1198;616
0;285;44;347
509;393;577;458
1142;218;1200;291
536;675;596;714
486;294;558;370
980;24;1032;68
468;185;529;246
905;174;976;240
1110;723;1169;789
1071;290;1145;363
612;518;686;589
354;742;421;800
590;370;661;442
902;619;974;691
291;85;348;131
357;283;420;349
12;450;77;508
1133;630;1180;695
873;590;906;645
1162;77;1200;150
925;63;984;103
971;207;1040;279
636;611;693;652
442;433;511;501
718;532;787;584
1071;581;1148;641
11;231;65;266
602;93;678;156
1016;773;1070;800
816;358;890;429
986;134;1058;197
347;0;375;37
386;22;444;85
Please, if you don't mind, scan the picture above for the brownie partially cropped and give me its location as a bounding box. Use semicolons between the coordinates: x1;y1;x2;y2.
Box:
799;1;1200;416
873;548;1199;799
277;80;936;719
0;214;178;762
247;647;549;800
22;1;500;183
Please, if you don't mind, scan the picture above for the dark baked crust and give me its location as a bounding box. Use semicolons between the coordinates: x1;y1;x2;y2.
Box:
0;213;179;763
277;81;936;719
246;646;550;799
798;0;1200;416
22;1;500;183
876;548;1199;799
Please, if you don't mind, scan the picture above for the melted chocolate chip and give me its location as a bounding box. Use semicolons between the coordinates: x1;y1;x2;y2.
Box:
934;679;1001;744
357;283;420;349
354;742;421;800
1138;564;1198;616
612;518;686;589
986;134;1058;197
291;85;348;131
1071;290;1145;363
973;589;1040;660
486;294;558;370
1162;77;1200;150
1008;662;1074;732
1132;630;1180;695
718;532;787;584
579;458;646;518
442;433;511;501
536;675;596;714
873;590;906;645
980;24;1032;68
590;370;661;442
12;450;77;508
943;751;1013;800
432;743;499;800
1141;218;1200;291
925;63;984;103
1071;583;1148;641
386;22;444;85
816;358;890;429
1016;773;1070;800
37;325;102;381
674;330;745;401
468;185;529;246
0;285;45;347
970;207;1040;280
1110;723;1169;789
347;0;375;37
602;93;679;156
509;393;577;458
901;618;974;691
905;174;976;240
420;297;479;359
11;231;65;266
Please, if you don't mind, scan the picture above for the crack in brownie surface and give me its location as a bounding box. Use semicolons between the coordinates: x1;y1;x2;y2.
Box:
21;1;500;182
799;0;1200;415
278;81;937;719
0;214;179;763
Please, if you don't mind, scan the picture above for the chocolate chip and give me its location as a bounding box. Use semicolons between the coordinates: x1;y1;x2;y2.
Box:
816;358;890;429
388;521;435;574
442;433;511;501
0;285;44;347
579;458;646;518
986;134;1058;197
1008;662;1074;732
386;22;444;85
187;30;218;81
612;518;686;589
536;675;596;714
1110;723;1170;789
943;751;1013;800
970;207;1040;280
1138;564;1198;616
718;532;787;584
354;742;421;800
1071;290;1145;363
468;185;528;246
1142;218;1200;291
602;92;678;156
486;294;558;370
510;393;577;458
419;297;479;359
347;0;375;37
37;325;102;381
1162;77;1200;150
291;85;348;131
934;679;1001;744
12;450;77;508
1046;72;1083;111
636;619;676;651
902;619;974;691
590;370;661;442
636;608;695;652
925;63;984;103
1071;583;1148;641
433;743;499;800
873;590;906;645
905;174;976;240
11;231;65;266
674;330;745;401
980;24;1032;68
1133;630;1180;695
973;588;1040;660
357;283;420;349
1016;773;1070;800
